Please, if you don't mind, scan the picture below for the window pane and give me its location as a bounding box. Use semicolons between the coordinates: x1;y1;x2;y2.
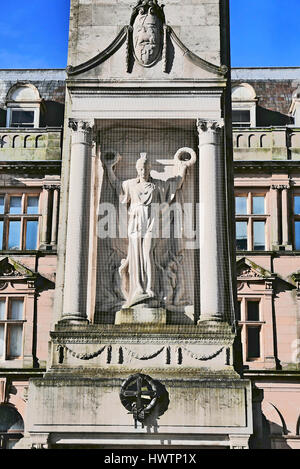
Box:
0;300;5;320
235;197;247;215
9;299;23;320
295;196;300;215
7;325;23;357
8;221;21;250
247;327;261;359
253;197;265;215
247;301;260;321
9;197;22;214
232;110;250;125
295;222;300;250
11;110;34;126
0;221;3;250
25;220;38;250
27;196;39;214
253;221;265;251
0;196;4;214
0;325;4;356
236;221;247;250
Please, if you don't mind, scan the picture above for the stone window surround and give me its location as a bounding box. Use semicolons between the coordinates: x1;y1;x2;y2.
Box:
234;174;300;251
232;83;257;128
0;190;41;251
0;281;36;368
237;297;265;362
5;83;42;129
235;189;269;251
0;296;25;360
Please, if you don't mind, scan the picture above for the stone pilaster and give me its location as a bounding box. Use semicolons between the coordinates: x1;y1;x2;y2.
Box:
197;119;229;322
281;185;290;247
61;119;94;323
39;186;51;249
270;185;280;249
50;186;60;246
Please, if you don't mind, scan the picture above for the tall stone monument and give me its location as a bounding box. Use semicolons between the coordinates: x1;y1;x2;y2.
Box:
26;0;253;449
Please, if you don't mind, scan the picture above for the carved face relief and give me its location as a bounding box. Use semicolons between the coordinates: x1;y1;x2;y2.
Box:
132;8;163;67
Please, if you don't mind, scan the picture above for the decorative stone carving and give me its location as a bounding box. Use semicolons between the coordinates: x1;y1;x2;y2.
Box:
197;119;224;135
0;257;35;279
157;251;189;312
120;373;169;428
271;184;290;190
103;148;196;312
130;0;165;68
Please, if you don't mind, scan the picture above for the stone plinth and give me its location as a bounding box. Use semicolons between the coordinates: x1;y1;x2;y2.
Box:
26;323;252;448
115;306;167;325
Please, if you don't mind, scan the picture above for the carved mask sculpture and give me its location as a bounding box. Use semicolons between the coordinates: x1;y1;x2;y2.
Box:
131;0;165;67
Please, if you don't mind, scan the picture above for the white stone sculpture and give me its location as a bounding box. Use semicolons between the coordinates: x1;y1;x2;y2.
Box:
103;148;196;310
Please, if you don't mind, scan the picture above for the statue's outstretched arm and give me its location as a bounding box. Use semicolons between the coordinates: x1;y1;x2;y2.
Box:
173;147;197;190
102;152;122;192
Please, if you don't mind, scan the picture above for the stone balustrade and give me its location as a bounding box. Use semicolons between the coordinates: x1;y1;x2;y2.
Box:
233;127;300;160
0;127;62;161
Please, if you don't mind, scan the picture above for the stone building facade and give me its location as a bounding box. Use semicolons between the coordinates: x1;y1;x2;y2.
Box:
0;1;299;450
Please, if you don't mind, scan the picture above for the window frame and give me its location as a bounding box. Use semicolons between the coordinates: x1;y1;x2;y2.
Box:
0;192;41;251
0;297;25;360
293;194;300;251
235;191;269;251
237;297;265;362
231;83;257;128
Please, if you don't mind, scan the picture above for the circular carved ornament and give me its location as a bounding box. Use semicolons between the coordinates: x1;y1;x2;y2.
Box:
120;373;159;424
173;147;197;167
0;282;8;290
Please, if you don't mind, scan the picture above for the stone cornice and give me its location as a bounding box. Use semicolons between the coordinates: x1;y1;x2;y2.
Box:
234;161;300;171
0;161;61;174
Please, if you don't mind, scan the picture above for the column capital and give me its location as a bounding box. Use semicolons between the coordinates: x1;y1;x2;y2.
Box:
69;119;95;145
43;184;60;191
271;184;290;190
196;118;224;134
69;119;94;133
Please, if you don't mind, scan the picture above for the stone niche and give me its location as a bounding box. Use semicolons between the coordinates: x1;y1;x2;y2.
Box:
94;119;198;325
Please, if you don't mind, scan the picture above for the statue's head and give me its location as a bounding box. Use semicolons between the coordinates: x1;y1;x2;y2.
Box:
131;0;165;67
136;153;151;180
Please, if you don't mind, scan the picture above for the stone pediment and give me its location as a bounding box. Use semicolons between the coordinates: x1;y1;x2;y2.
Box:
67;25;227;83
236;257;272;280
0;257;35;279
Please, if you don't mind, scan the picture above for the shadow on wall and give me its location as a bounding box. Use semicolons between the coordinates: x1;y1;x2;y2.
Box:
40;101;64;127
0;108;6;127
256;105;293;127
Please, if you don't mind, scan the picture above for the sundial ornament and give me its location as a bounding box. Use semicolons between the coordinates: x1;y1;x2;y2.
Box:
130;0;166;67
120;373;159;427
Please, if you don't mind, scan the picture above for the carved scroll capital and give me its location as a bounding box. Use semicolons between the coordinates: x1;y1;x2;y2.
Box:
196;119;224;134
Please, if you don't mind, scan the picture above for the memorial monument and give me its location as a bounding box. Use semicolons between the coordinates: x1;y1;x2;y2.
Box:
25;0;253;449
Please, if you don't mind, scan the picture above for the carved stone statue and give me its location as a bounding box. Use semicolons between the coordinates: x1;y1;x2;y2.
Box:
103;148;196;310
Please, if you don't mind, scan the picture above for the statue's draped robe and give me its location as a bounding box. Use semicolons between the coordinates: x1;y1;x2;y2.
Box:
119;175;182;307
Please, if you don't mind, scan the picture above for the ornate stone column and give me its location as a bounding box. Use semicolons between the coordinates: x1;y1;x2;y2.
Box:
197;119;228;322
61;119;94;323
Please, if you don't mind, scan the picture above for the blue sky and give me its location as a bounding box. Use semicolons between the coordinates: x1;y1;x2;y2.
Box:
0;0;299;69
